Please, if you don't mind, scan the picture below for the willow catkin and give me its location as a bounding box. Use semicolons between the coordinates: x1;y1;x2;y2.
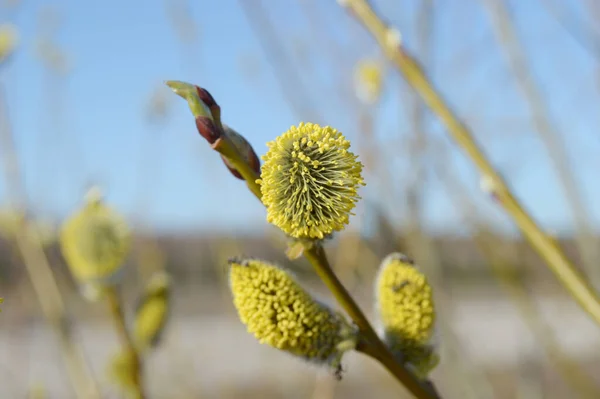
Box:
228;257;357;376
375;252;439;379
60;189;130;300
257;122;365;240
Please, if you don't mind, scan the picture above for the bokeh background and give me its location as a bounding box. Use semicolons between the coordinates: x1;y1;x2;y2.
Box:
2;0;600;398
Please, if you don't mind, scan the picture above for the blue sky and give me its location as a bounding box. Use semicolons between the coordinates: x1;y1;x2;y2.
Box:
1;0;599;236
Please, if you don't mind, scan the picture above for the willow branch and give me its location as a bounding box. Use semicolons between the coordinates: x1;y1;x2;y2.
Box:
481;0;600;291
433;155;600;397
338;0;600;328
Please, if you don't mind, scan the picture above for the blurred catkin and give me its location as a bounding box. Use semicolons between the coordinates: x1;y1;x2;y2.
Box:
108;271;171;396
107;350;139;397
353;58;384;104
0;24;18;64
105;288;146;399
27;382;48;399
60;188;130;300
375;253;439;379
132;271;172;352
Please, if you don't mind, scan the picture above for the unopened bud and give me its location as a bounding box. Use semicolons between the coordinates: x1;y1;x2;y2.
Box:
195;116;221;145
165;80;213;120
196;86;221;124
221;125;261;180
166;80;225;144
479;174;503;203
385;28;402;49
166;80;262;180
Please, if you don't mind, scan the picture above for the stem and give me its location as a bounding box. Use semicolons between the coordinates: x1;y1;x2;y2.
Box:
304;245;440;399
339;0;600;328
213;135;262;200
106;288;145;399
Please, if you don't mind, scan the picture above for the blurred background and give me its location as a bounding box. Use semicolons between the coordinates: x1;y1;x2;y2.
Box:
2;0;600;398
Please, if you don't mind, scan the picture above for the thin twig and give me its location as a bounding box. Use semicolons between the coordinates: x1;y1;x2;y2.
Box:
481;0;600;291
397;3;495;398
0;84;101;399
433;154;600;398
339;0;600;328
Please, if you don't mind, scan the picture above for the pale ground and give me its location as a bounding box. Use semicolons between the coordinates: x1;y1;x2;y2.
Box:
1;295;599;399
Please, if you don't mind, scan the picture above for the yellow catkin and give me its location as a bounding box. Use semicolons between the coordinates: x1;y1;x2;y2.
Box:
60;190;130;295
375;252;439;379
257;122;365;240
0;24;18;64
228;258;356;368
354;59;383;104
133;272;171;352
106;350;137;394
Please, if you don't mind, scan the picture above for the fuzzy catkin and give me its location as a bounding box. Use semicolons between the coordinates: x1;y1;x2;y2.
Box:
0;24;18;64
229;258;356;367
133;272;171;351
375;252;439;379
354;59;384;104
60;193;130;296
257;123;365;240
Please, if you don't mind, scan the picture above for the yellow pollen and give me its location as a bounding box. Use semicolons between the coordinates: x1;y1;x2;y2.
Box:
229;258;354;363
258;122;365;239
